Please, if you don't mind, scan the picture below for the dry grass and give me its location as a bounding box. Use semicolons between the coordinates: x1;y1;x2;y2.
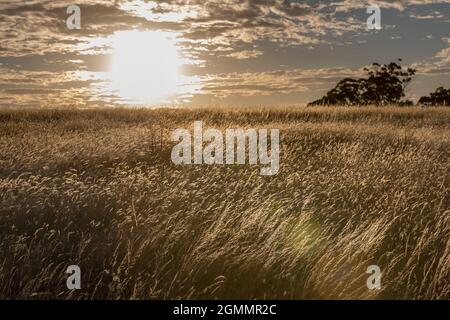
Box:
0;106;449;300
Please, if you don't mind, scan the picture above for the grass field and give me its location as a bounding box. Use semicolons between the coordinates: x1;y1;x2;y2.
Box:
0;106;449;300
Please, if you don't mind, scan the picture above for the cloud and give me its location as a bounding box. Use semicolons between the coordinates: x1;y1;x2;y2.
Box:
1;0;449;107
0;66;106;108
223;50;264;60
201;67;360;97
332;0;450;12
0;0;367;58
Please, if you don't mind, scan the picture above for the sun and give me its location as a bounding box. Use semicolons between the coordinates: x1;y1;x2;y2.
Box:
109;30;182;104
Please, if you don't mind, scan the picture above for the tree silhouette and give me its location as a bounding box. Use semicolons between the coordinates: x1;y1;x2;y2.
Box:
308;59;416;106
419;87;450;106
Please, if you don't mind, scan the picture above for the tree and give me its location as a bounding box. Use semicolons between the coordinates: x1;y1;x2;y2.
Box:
308;59;416;106
309;78;364;106
418;87;450;106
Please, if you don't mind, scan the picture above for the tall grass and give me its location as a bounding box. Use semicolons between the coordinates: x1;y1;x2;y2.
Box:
0;106;448;299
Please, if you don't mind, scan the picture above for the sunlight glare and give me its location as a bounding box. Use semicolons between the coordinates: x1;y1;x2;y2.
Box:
109;30;182;104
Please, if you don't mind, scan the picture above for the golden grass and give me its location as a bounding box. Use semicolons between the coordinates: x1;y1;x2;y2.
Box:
0;106;448;299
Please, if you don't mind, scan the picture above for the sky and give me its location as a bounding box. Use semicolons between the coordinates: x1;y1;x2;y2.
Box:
0;0;449;108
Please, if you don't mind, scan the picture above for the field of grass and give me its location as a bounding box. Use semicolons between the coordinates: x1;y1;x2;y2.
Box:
0;106;448;300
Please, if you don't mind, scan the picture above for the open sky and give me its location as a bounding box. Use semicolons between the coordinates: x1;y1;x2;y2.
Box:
0;0;449;108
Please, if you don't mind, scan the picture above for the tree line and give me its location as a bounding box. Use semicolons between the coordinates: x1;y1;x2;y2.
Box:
308;59;449;107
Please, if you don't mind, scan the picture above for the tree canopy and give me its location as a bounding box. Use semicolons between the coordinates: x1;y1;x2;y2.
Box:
308;60;416;106
418;87;450;106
